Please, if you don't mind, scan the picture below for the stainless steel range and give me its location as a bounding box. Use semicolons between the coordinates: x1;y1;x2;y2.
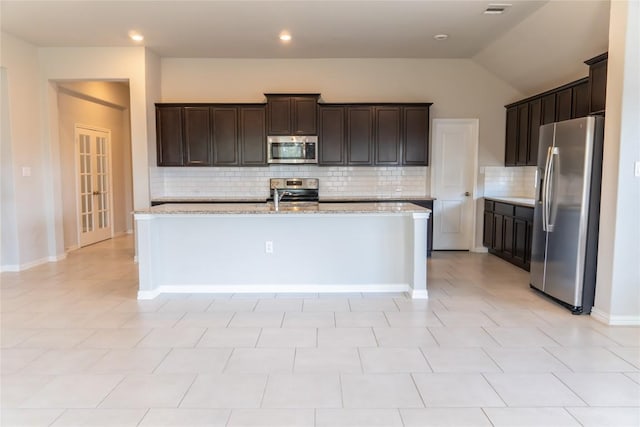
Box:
268;178;319;209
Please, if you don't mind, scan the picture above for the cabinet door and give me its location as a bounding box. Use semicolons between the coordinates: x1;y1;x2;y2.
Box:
528;99;542;166
572;81;590;118
375;106;401;165
525;220;533;269
267;97;291;135
589;59;607;114
513;217;528;265
347;107;374;165
239;107;266;165
541;93;556;125
403;106;430;165
156;106;184;166
503;215;514;258
556;88;573;122
318;106;346;165
212;107;239;165
505;107;518;166
292;97;318;135
492;214;504;252
483;211;494;248
183;107;212;166
516;103;529;165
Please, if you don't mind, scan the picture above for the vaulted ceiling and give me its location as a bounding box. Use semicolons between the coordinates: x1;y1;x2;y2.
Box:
1;0;610;95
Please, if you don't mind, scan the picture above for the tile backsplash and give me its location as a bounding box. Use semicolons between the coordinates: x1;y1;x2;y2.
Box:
483;166;537;199
150;166;430;200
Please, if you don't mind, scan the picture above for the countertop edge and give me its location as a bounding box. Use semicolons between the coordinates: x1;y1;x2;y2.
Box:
484;197;535;208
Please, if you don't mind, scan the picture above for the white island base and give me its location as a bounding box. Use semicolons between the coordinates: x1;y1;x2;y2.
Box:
134;203;429;299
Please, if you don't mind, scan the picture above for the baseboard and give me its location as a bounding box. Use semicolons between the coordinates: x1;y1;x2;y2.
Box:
411;289;429;299
0;252;66;272
137;284;413;300
65;245;79;253
591;307;640;326
471;246;489;253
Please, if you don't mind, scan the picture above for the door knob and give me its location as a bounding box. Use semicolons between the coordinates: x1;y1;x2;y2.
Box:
465;191;471;197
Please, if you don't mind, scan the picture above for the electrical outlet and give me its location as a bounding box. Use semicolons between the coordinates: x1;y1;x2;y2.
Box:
265;241;273;254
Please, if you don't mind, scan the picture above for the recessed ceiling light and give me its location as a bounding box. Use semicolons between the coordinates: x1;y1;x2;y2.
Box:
128;31;144;42
484;4;511;14
279;31;292;42
433;34;449;41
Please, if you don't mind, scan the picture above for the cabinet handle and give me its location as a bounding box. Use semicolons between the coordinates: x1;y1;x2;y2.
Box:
464;191;471;197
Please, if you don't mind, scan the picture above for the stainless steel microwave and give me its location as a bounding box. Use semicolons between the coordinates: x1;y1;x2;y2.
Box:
267;136;318;164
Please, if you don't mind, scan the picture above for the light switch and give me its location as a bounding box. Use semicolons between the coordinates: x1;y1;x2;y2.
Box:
22;166;31;177
635;161;640;177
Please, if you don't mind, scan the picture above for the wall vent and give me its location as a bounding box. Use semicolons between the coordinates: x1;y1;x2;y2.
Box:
484;4;511;14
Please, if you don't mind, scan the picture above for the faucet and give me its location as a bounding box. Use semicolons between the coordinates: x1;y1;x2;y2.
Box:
273;188;291;211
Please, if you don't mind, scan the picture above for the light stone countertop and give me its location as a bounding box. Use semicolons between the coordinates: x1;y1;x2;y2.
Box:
485;197;536;208
136;202;431;215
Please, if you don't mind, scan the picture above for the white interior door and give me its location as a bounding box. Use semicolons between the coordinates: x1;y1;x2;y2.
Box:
76;126;113;247
431;119;478;250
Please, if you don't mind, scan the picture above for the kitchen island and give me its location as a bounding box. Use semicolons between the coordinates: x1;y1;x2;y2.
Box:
134;203;430;299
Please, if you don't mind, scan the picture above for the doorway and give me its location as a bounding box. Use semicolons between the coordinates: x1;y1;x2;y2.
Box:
431;119;479;250
76;126;113;247
57;81;133;251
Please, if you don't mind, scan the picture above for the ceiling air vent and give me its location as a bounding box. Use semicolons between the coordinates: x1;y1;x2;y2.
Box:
484;4;511;15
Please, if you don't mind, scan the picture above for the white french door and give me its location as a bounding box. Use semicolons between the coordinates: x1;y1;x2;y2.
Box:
76;126;113;247
431;119;478;250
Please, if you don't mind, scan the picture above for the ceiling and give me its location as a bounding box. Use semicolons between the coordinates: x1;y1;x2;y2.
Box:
1;0;610;94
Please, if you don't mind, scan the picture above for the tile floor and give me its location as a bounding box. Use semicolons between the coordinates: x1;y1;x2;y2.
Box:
1;236;639;426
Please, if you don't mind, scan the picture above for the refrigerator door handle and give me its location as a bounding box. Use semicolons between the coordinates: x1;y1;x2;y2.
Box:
542;146;553;232
546;147;559;232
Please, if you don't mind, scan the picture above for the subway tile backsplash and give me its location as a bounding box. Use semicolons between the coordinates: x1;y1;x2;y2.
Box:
150;166;430;200
483;166;537;199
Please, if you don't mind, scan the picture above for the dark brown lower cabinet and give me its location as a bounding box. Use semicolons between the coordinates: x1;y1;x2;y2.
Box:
484;200;534;271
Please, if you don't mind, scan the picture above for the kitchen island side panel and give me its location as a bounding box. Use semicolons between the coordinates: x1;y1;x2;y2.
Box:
135;210;428;298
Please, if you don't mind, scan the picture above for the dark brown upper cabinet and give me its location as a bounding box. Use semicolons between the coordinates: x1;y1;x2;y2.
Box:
211;107;239;166
265;94;319;135
319;103;431;166
528;98;542;166
156;106;184;166
403;106;430;165
239;107;267;166
318;105;346;165
347;106;375;165
375;106;401;165
504;76;591;167
585;53;608;115
184;107;212;166
572;80;590;118
504;106;518;166
156;103;266;167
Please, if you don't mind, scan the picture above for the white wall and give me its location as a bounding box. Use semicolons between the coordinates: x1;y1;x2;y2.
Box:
161;58;521;167
56;81;133;250
0;33;50;270
1;42;157;268
593;0;640;325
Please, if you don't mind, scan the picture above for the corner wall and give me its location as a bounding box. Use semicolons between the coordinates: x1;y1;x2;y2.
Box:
0;33;49;270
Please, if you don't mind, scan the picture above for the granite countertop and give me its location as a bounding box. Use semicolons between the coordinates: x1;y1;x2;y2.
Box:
136;202;431;215
151;196;435;205
485;196;536;208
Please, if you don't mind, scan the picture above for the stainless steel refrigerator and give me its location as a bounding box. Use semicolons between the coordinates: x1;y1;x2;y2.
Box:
530;116;605;314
